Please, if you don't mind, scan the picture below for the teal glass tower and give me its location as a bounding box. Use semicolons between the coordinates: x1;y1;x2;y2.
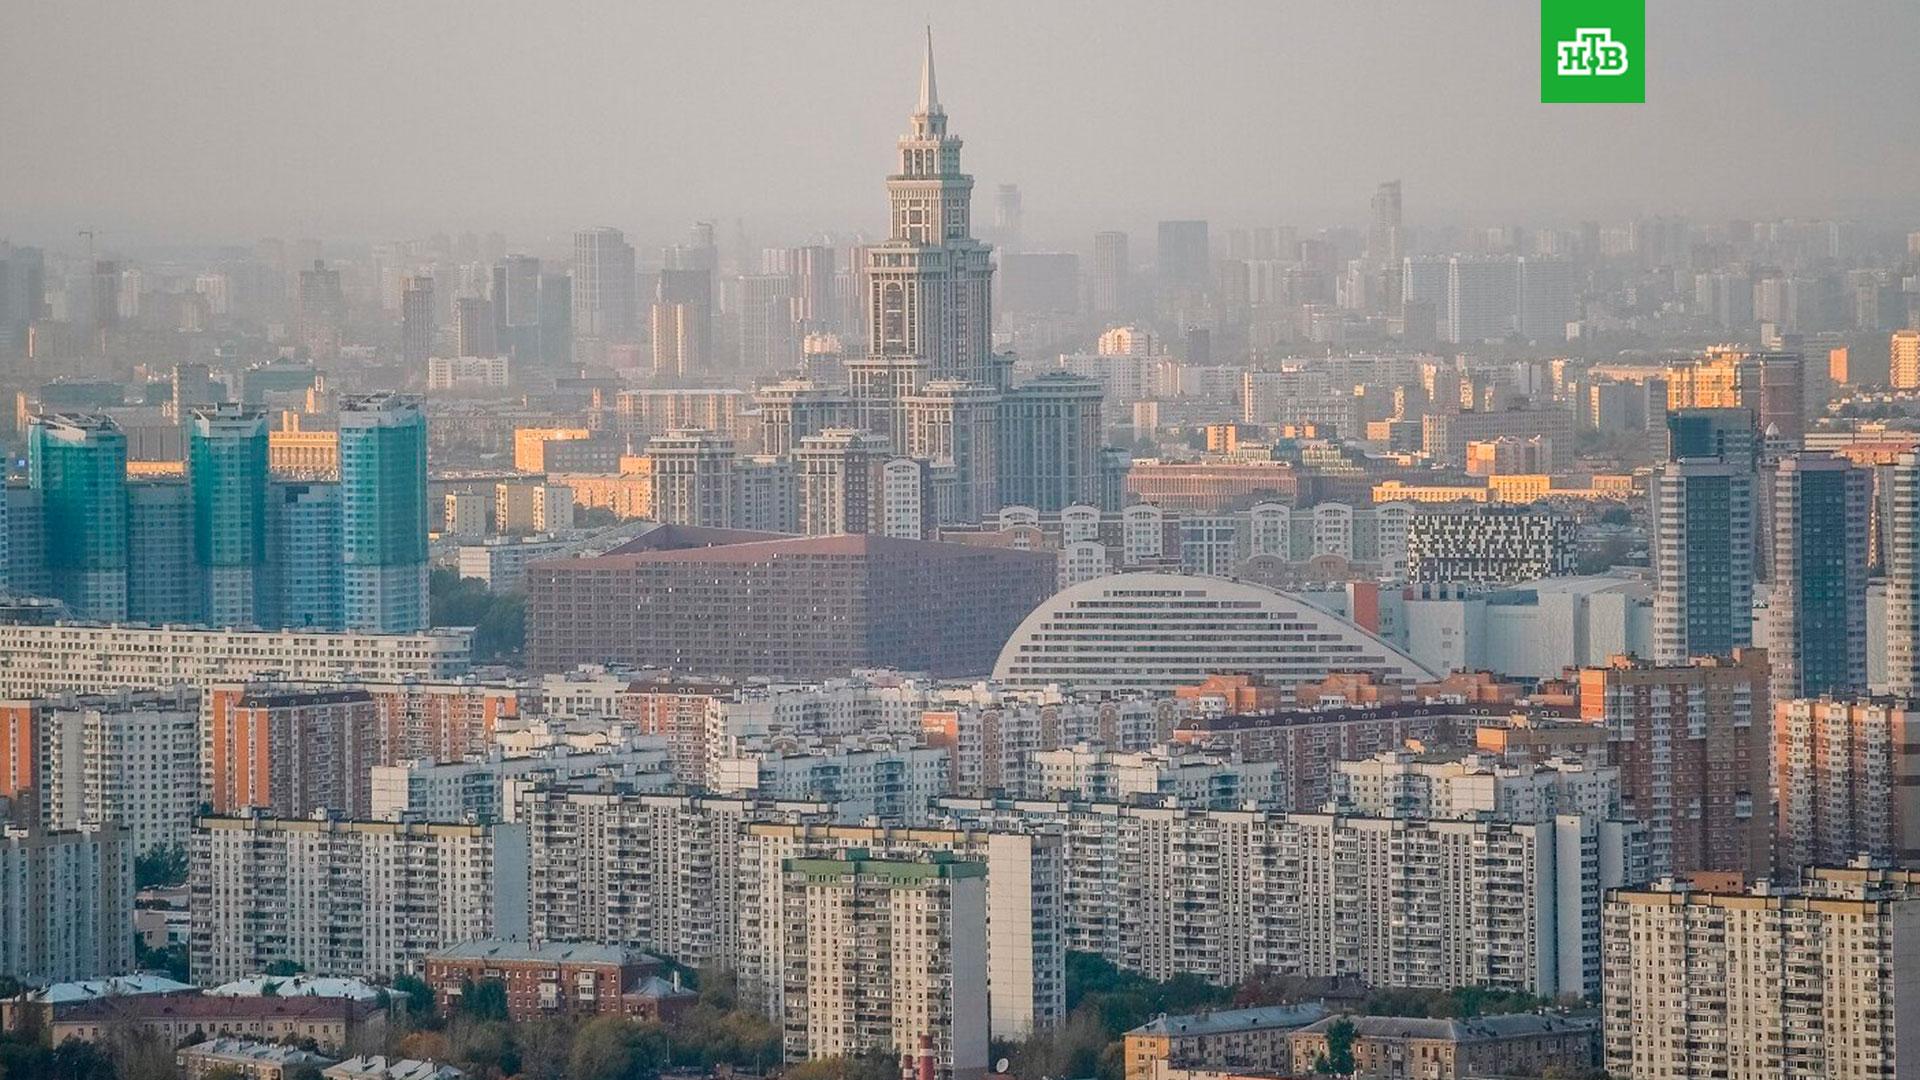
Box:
188;403;269;626
338;393;429;631
27;414;129;620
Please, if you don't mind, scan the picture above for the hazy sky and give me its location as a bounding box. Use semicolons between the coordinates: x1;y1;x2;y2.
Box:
5;1;1917;249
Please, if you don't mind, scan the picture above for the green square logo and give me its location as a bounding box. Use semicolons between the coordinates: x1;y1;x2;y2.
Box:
1542;0;1645;103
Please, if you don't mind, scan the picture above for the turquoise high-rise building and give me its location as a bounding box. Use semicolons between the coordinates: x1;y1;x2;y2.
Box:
127;479;196;623
27;414;128;620
272;480;342;629
339;393;428;631
188;404;270;626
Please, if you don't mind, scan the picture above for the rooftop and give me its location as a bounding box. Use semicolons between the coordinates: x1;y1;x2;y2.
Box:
209;975;390;1002
1292;1012;1598;1042
183;1038;337;1067
429;939;657;966
626;975;696;1000
1129;1003;1329;1037
56;994;376;1023
16;974;196;1005
559;527;1051;568
1179;701;1577;733
325;1057;466;1080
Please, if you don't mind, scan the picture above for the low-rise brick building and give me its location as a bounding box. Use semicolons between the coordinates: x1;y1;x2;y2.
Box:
423;940;664;1021
1287;1014;1598;1080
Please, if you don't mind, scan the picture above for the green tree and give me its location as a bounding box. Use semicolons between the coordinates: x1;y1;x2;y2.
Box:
514;1017;580;1080
568;1016;669;1080
782;1049;899;1080
448;1016;518;1077
456;977;511;1022
134;935;189;982
389;973;437;1020
263;959;304;977
1312;1017;1356;1077
429;568;526;660
134;844;188;889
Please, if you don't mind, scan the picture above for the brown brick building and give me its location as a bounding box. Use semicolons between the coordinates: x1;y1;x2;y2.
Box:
423;940;667;1021
1288;1014;1598;1080
1580;649;1772;881
48;995;386;1053
526;526;1055;680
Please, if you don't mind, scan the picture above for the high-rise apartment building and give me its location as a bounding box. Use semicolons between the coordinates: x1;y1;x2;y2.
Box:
611;388;748;445
0;623;469;699
938;799;1637;999
0;823;133;983
1515;256;1577;341
0;688;200;856
1890;328;1920;389
1665;407;1757;467
520;790;806;970
0;242;47;351
491;254;543;364
1775;698;1920;875
1604;870;1920;1080
774;853;989;1080
1666;347;1805;440
399;274;434;366
126;479;196;624
190;813;527;983
203;686;383;818
452;295;497;358
733;455;800;534
735;273;798;372
1769;453;1870;701
189;404;270;627
652;267;715;380
571;226;637;350
879;457;934;539
1156;221;1210;294
1891;453;1920;696
754;380;851;458
338;394;428;632
1368;180;1403;266
1446;256;1518;343
795;429;891;536
785;245;836;334
999;373;1103;513
903;380;1001;523
28;414;128;621
1650;459;1756;663
645;429;739;527
538;271;573;366
1091;231;1129;314
1579;651;1772;881
739;823;1063;1042
274;482;343;629
294;260;344;359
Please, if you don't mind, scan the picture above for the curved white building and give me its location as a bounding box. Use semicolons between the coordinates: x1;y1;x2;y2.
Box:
992;572;1440;694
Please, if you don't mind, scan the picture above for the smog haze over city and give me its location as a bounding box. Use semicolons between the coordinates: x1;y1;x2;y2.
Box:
4;5;1920;1080
5;1;1920;244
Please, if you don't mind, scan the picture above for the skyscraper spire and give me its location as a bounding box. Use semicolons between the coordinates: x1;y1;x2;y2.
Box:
917;26;941;116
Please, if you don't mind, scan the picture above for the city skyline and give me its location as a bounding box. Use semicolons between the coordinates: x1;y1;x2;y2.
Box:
6;10;1920;1080
5;3;1920;246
